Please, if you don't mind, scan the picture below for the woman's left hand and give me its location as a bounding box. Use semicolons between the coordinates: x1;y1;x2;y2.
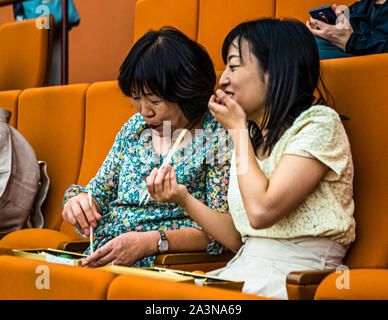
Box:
81;231;158;267
208;89;247;131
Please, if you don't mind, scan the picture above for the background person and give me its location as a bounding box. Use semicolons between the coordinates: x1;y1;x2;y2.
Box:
307;1;388;59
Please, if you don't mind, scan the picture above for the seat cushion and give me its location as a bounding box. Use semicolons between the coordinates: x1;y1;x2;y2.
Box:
315;269;388;300
107;274;270;300
0;255;115;299
0;228;79;250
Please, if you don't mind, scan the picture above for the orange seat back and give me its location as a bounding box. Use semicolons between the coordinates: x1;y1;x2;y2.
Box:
134;0;199;42
59;81;136;236
17;84;89;230
320;53;388;268
197;0;276;79
0;18;53;91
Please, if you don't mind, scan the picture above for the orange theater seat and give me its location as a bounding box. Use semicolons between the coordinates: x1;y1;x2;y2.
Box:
107;274;271;300
134;0;199;42
0;18;53;91
197;0;275;79
286;53;388;299
0;81;136;250
0;84;89;248
315;269;388;300
0;255;115;300
321;54;388;269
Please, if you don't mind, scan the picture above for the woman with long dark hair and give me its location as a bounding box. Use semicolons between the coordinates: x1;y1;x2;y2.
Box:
147;18;355;299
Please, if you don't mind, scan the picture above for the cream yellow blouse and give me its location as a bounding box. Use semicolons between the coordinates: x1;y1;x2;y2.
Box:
228;105;356;247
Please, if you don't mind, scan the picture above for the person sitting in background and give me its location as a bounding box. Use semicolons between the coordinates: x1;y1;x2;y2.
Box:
147;18;355;299
307;0;388;59
62;27;231;268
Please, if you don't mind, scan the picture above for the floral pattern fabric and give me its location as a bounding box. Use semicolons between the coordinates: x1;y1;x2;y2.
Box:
63;111;231;267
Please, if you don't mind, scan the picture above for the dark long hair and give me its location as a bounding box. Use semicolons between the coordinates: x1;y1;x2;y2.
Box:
222;18;333;154
118;26;216;123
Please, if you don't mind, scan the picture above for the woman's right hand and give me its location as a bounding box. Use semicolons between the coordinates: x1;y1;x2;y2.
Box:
62;193;102;236
146;166;189;206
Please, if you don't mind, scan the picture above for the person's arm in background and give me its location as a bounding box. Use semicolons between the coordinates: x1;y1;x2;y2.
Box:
306;4;354;51
307;3;388;55
345;17;388;55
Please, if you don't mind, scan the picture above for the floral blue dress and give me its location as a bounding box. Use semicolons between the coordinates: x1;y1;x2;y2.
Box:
63;111;231;267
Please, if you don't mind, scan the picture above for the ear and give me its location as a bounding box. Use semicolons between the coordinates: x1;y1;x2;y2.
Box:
264;71;269;87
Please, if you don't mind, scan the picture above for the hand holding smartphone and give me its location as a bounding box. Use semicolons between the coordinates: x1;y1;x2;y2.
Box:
309;6;337;25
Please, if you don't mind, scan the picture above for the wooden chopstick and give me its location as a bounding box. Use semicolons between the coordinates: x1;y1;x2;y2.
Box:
139;128;188;206
87;191;94;255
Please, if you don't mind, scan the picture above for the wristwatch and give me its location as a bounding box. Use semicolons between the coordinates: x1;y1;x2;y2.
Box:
157;230;169;253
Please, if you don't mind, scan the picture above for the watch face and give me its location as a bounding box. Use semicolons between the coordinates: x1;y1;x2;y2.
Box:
159;240;168;252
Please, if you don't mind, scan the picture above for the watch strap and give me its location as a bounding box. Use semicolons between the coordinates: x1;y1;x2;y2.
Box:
159;230;167;240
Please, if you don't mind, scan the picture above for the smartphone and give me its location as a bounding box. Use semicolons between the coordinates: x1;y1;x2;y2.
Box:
309;6;337;25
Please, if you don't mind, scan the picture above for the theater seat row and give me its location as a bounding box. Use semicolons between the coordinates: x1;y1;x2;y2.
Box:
0;254;387;300
1;52;387;299
0;255;268;300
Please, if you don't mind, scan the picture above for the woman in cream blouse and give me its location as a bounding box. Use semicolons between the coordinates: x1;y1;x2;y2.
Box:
146;18;356;299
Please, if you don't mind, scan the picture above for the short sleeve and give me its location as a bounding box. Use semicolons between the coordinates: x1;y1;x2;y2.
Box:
284;106;351;181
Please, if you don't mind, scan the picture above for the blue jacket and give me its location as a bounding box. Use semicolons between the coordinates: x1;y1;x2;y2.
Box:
346;0;388;55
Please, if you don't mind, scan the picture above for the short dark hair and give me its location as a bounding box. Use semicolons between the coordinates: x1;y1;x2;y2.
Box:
222;18;332;154
118;26;216;123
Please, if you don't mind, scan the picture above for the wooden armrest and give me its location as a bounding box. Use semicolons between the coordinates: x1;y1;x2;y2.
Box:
0;248;14;256
286;269;336;285
57;240;90;253
154;251;235;265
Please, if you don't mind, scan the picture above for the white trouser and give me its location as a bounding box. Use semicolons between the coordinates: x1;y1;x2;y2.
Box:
208;236;347;300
